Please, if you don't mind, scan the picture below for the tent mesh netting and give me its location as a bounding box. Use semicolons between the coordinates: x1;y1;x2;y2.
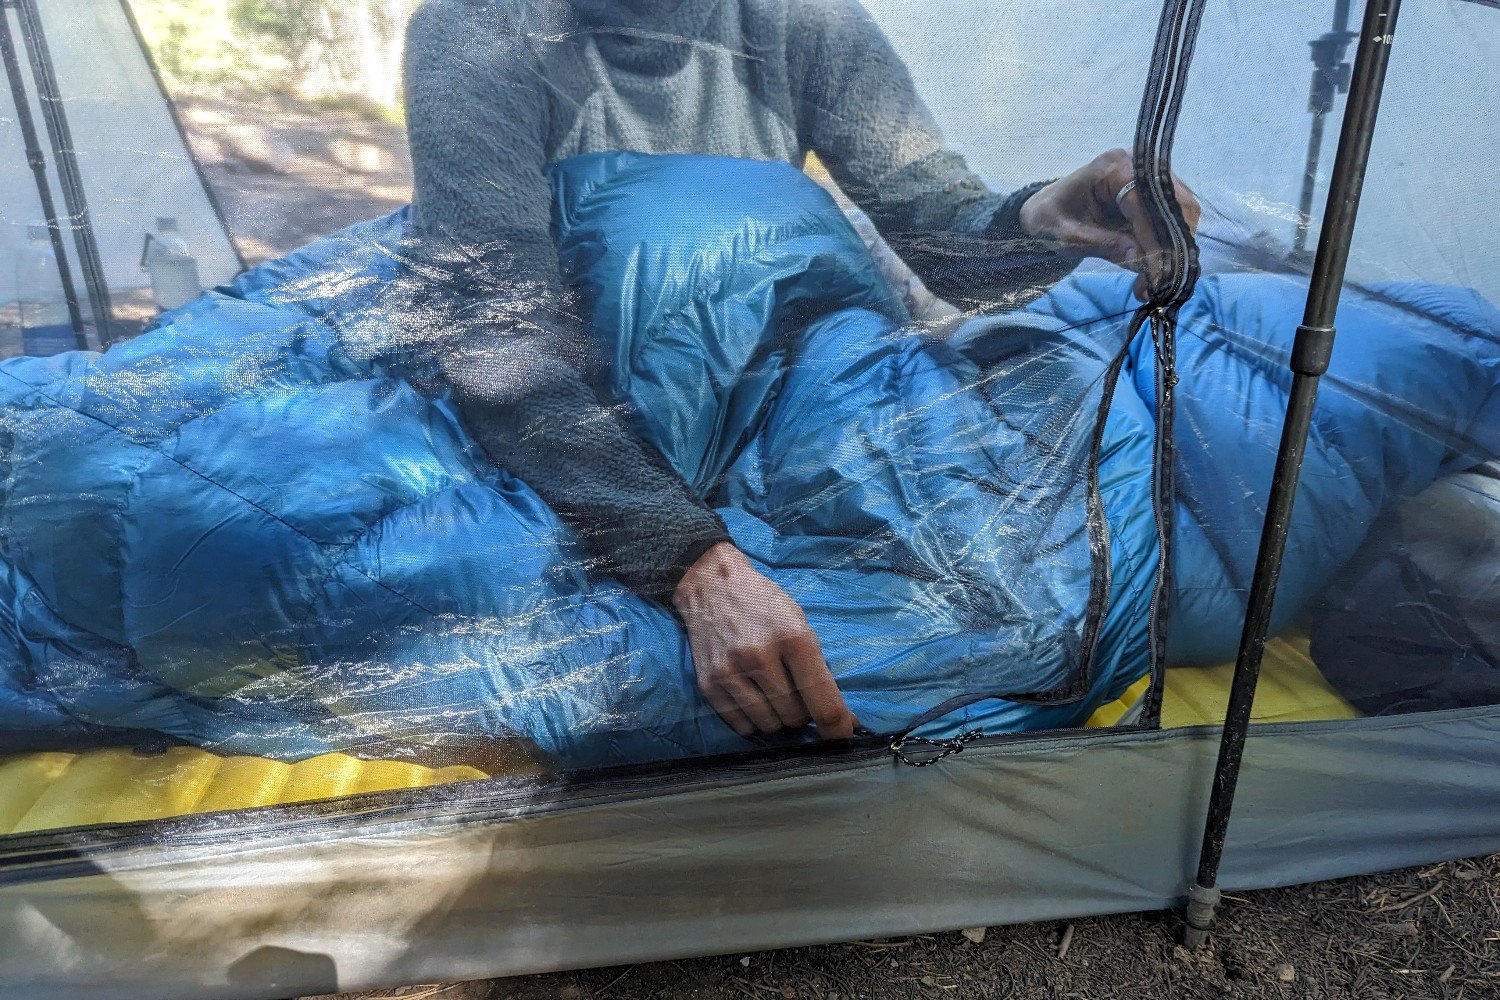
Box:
0;0;1494;836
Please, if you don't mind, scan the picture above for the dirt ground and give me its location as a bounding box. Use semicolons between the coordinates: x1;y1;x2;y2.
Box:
178;93;413;265
174;91;1499;1000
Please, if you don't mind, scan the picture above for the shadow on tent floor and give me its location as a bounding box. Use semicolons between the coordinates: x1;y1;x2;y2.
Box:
0;636;1358;837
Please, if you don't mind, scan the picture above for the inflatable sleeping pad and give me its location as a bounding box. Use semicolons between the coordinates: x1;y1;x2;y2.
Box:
0;153;1495;765
0;635;1355;835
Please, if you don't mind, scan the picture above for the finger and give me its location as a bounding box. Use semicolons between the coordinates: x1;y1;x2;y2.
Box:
1053;219;1140;268
1114;172;1203;280
1090;149;1134;220
751;659;813;729
1119;175;1200;300
1091;151;1173;292
1115;188;1170;286
1117;196;1177;298
685;629;757;737
722;670;783;734
1170;171;1202;233
783;633;855;741
702;682;756;738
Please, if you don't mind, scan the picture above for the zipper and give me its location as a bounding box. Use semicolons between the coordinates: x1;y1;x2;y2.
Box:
1127;0;1209;724
1143;309;1178;724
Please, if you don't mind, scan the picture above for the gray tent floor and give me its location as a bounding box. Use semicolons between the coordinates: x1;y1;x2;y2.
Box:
169;90;1500;1000
301;853;1498;999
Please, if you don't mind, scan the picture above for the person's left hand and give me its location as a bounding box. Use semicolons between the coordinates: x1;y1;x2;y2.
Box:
1018;148;1201;300
674;542;857;742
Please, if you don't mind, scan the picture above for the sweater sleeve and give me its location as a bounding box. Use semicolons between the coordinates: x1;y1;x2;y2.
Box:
786;0;1075;311
402;0;729;599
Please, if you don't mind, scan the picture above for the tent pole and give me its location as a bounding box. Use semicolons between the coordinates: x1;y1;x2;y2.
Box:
0;2;88;349
1182;0;1402;949
1292;0;1356;258
11;0;114;345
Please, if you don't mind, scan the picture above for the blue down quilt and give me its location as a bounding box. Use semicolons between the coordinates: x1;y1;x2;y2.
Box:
1;153;1495;765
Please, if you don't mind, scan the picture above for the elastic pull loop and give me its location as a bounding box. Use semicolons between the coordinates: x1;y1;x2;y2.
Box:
1147;306;1182;390
889;730;983;767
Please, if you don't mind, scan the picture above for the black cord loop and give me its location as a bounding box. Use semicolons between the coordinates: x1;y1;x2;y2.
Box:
889;730;984;767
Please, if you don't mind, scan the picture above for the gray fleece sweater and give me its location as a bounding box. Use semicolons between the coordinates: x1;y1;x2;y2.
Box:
402;0;1064;598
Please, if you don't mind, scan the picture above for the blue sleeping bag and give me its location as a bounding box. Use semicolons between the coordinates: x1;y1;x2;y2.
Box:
1;153;1495;764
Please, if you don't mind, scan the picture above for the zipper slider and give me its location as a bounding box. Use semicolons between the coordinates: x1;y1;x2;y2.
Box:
888;730;983;767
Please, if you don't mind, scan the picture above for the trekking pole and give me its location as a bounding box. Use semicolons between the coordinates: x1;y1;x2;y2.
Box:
1292;0;1356;258
1183;0;1402;948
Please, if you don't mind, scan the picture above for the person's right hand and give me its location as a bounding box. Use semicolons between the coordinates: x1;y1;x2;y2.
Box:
673;542;856;741
1018;147;1201;301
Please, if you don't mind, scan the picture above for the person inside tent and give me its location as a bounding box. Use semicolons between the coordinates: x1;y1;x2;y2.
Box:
402;0;1199;744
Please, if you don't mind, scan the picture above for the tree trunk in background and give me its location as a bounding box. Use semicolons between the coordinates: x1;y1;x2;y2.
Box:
318;0;410;107
132;0;415;108
379;0;408;106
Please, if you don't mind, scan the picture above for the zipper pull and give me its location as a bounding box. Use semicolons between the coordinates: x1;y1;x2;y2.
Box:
888;730;983;767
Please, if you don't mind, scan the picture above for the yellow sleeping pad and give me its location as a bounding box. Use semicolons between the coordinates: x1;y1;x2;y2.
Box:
0;636;1355;837
1086;634;1361;729
0;746;487;836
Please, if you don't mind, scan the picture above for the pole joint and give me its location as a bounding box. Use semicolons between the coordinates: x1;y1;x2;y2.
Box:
1291;323;1337;376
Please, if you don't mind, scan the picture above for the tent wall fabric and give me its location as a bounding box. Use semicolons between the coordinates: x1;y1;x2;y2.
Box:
3;707;1498;1000
0;0;240;309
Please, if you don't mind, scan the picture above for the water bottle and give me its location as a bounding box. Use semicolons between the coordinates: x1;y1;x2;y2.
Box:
15;223;77;357
141;217;203;311
0;286;21;361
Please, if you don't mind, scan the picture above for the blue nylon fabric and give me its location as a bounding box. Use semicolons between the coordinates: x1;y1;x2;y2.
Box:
1160;275;1500;666
0;154;1494;763
924;271;1498;737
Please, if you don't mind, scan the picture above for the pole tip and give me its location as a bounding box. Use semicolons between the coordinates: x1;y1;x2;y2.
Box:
1182;882;1221;949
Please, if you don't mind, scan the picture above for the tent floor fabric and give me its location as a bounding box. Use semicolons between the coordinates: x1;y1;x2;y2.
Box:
480;853;1498;1000
0;637;1355;836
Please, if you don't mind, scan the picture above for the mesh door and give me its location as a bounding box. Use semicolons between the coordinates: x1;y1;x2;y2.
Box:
0;0;1495;838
